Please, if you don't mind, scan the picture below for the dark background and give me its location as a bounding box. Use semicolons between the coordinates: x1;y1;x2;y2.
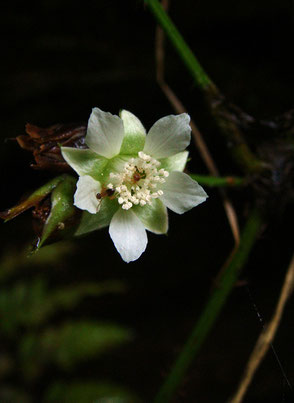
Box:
1;1;294;402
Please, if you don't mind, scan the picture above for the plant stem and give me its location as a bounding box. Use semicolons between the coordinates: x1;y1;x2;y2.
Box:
190;174;245;187
153;207;263;403
144;0;218;93
144;0;266;175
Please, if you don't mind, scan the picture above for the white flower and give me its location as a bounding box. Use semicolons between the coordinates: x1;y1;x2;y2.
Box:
61;108;208;262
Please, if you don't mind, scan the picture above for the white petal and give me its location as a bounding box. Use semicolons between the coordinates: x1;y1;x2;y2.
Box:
74;175;101;214
160;171;208;214
109;208;148;263
85;108;124;158
143;113;191;159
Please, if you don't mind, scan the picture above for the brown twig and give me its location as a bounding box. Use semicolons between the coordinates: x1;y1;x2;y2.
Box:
229;251;294;403
155;0;240;245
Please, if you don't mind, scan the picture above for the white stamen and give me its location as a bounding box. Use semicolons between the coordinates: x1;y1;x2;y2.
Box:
106;152;168;210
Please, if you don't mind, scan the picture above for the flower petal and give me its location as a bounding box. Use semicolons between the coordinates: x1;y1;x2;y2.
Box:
74;175;101;214
119;110;146;155
160;171;208;214
143;113;191;159
85;108;124;158
75;198;118;236
159;151;189;173
61;147;108;180
109;208;148;263
133;199;168;234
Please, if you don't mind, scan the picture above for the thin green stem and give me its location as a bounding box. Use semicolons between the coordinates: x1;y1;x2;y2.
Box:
153;207;263;403
190;174;245;187
145;0;266;175
145;0;218;93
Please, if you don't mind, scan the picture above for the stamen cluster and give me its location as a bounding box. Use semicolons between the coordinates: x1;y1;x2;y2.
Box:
107;151;169;210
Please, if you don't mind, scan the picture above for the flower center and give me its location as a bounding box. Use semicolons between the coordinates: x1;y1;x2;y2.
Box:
107;151;169;210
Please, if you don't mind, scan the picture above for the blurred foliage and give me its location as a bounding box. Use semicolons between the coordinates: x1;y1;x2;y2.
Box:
0;243;139;402
20;321;133;375
45;381;139;403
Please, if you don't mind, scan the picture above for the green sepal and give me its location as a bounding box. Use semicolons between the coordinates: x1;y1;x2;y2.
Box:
133;198;168;234
37;175;79;249
75;198;119;236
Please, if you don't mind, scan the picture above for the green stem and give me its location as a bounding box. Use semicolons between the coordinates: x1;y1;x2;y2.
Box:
145;0;217;93
190;174;245;187
153;207;263;403
144;0;266;175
